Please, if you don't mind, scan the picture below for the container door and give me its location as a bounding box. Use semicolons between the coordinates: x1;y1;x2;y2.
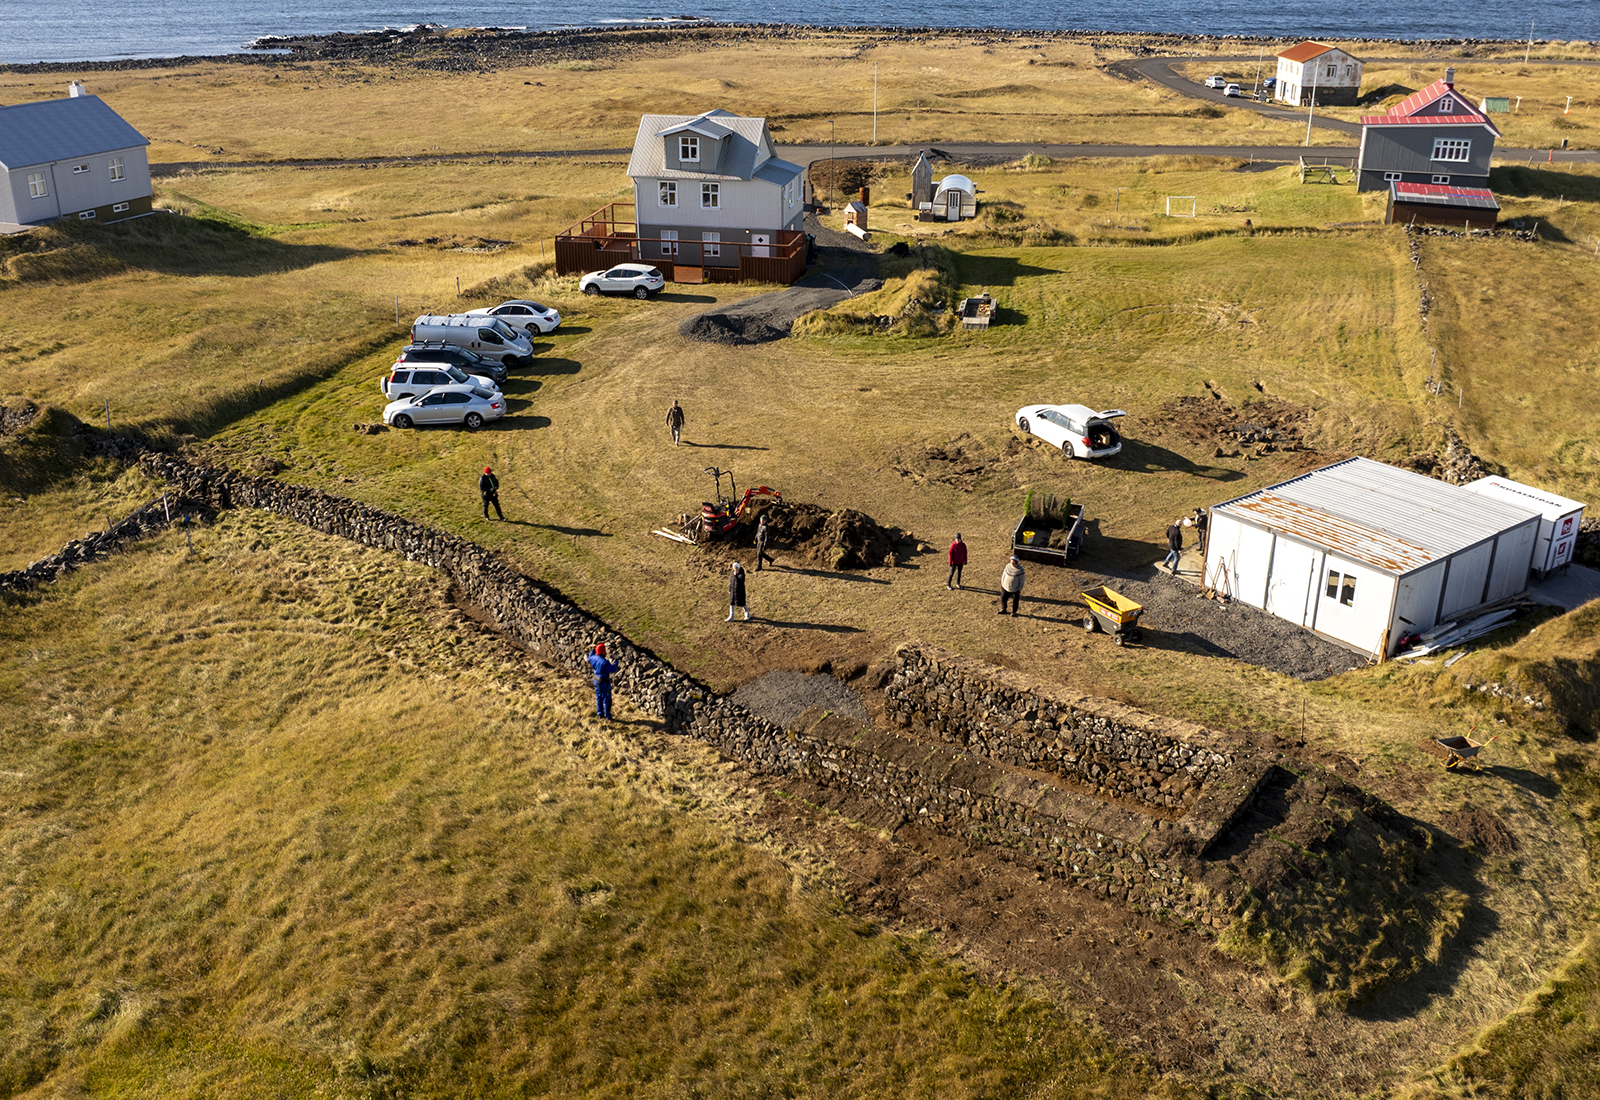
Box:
1551;511;1580;570
1265;538;1321;626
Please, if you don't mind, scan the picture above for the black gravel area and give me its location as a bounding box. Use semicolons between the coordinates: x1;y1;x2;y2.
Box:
731;670;871;729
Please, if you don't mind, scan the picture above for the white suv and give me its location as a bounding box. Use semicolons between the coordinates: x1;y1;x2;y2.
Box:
1203;75;1227;89
380;364;499;402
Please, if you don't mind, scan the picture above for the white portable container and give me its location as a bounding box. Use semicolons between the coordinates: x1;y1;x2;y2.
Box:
411;314;534;368
1462;476;1586;575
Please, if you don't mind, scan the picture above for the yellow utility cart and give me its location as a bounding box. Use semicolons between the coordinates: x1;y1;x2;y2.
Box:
1082;585;1144;646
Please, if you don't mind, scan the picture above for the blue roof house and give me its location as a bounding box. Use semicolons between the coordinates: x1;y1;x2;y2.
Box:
0;82;152;227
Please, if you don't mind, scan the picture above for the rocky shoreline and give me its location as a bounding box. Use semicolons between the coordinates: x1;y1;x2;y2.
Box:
2;22;1593;75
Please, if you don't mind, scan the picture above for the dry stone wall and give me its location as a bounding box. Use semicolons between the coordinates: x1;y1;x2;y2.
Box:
10;451;1257;929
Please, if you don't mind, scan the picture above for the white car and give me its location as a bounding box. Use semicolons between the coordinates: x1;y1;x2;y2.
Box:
579;263;666;299
1015;404;1127;459
467;299;561;335
380;363;500;402
1223;83;1242;98
383;384;505;430
1203;75;1228;89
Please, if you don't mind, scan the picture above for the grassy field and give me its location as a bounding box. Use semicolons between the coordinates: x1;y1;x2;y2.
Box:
4;38;1600;1099
0;513;1188;1098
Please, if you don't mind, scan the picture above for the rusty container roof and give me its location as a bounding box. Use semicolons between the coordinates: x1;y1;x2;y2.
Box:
1214;457;1541;575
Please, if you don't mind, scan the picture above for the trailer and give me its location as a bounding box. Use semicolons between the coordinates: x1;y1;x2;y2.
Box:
1011;493;1084;565
959;293;995;330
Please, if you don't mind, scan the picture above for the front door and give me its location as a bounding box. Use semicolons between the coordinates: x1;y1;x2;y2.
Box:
946;192;961;220
751;232;770;258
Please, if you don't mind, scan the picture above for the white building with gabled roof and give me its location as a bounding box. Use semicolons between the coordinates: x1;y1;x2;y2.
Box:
0;83;152;227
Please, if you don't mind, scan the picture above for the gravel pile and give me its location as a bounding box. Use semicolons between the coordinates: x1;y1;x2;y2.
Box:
731;670;871;729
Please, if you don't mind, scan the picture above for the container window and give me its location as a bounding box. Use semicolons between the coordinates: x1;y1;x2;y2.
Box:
1325;571;1341;599
1340;575;1357;606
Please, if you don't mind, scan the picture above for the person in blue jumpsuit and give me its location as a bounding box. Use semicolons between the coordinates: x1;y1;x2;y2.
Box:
587;642;618;719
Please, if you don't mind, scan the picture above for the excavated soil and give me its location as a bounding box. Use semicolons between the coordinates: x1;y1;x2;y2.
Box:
1148;388;1317;458
892;432;1028;492
691;501;914;572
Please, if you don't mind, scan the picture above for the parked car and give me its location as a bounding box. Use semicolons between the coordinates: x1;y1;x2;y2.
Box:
383;384;505;430
1203;75;1228;89
395;342;507;384
579;263;665;299
1223;83;1242;98
1014;404;1127;459
410;314;535;368
466;299;561;335
380;363;499;402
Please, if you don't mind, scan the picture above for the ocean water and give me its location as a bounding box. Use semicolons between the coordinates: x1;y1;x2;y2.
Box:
2;0;1594;66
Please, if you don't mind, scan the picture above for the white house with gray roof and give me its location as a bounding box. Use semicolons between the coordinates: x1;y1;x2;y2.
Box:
0;83;152;227
1203;457;1547;659
627;109;804;268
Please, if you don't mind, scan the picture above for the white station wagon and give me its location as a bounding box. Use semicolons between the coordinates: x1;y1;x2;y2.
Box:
1015;404;1127;459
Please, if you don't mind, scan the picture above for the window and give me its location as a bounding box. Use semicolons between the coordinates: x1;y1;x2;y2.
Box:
679;135;699;162
1325;571;1341;600
113;202;129;212
27;172;47;198
1432;138;1471;162
702;231;720;258
72;163;89;174
1325;64;1336;78
1438;96;1455;113
108;157;125;181
1383;171;1403;182
1432;174;1451;184
659;181;676;207
660;229;678;257
79;210;95;219
1324;571;1357;606
701;183;719;209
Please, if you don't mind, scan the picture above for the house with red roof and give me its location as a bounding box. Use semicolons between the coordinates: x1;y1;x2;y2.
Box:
1356;68;1500;193
1274;42;1363;107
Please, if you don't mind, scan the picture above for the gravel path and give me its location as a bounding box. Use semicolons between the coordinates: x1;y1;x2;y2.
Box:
731;670;871;729
678;213;880;346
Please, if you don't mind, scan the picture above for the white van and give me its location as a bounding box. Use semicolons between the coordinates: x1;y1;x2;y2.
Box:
410;314;534;368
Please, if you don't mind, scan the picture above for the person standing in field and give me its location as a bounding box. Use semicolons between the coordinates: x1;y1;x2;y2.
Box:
479;465;503;520
754;514;775;571
666;399;685;446
587;642;617;720
999;555;1025;615
727;561;750;622
946;532;967;590
1164;518;1184;574
1193;507;1209;553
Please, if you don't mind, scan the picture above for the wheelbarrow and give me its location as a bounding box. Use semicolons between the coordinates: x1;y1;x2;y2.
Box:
1082;585;1144;645
1426;734;1498;771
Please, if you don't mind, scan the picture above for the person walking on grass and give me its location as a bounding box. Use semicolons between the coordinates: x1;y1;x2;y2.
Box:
1163;518;1184;575
587;642;617;720
754;514;775;571
999;554;1025;615
479;465;503;520
666;399;686;446
727;561;750;622
946;532;967;590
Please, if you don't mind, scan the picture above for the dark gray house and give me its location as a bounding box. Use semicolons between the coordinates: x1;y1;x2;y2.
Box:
0;83;152;226
1356;69;1499;193
627;110;804;269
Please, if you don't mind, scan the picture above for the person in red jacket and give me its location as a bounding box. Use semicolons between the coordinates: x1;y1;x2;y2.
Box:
946;533;967;590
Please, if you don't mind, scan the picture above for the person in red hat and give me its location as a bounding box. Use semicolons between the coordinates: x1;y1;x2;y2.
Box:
479;465;503;520
587;642;617;719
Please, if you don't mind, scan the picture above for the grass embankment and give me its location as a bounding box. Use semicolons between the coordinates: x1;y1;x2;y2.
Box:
0;511;1182;1099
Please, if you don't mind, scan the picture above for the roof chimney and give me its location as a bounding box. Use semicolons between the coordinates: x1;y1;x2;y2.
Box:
1444;67;1456;86
68;80;86;97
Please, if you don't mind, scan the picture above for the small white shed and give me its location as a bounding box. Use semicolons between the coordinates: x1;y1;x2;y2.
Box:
1462;476;1585;575
1204;458;1543;659
930;174;977;221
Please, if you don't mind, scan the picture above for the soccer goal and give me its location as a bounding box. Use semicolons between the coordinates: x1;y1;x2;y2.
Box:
1165;196;1197;217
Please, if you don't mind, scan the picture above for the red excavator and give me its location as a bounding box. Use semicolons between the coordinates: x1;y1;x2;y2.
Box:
693;467;781;542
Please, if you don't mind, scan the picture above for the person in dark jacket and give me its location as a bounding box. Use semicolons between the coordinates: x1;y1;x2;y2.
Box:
1192;507;1209;552
754;515;775;571
587;642;617;719
946;533;967;590
479;466;503;520
1163;519;1184;573
666;399;685;446
999;555;1025;615
727;561;750;622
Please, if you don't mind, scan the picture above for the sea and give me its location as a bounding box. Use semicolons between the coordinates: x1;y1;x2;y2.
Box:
3;0;1595;67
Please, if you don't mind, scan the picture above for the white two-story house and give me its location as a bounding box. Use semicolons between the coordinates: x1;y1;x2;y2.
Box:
627;110;805;270
1274;42;1363;108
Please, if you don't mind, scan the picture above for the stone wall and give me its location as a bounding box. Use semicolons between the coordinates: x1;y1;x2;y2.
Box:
9;451;1252;929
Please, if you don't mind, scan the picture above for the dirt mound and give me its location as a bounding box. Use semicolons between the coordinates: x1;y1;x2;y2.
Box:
1150;391;1313;457
677;309;793;346
765;503;908;570
0;400;39;437
892;433;1024;492
1441;806;1519;855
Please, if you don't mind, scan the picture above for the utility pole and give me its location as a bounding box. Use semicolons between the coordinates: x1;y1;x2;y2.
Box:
1305;64;1320;146
873;63;878;145
1526;18;1535;64
829;119;836;200
1253;45;1264;97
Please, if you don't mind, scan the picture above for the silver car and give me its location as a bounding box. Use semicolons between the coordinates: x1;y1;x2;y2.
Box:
467;299;562;334
383;384;505;430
